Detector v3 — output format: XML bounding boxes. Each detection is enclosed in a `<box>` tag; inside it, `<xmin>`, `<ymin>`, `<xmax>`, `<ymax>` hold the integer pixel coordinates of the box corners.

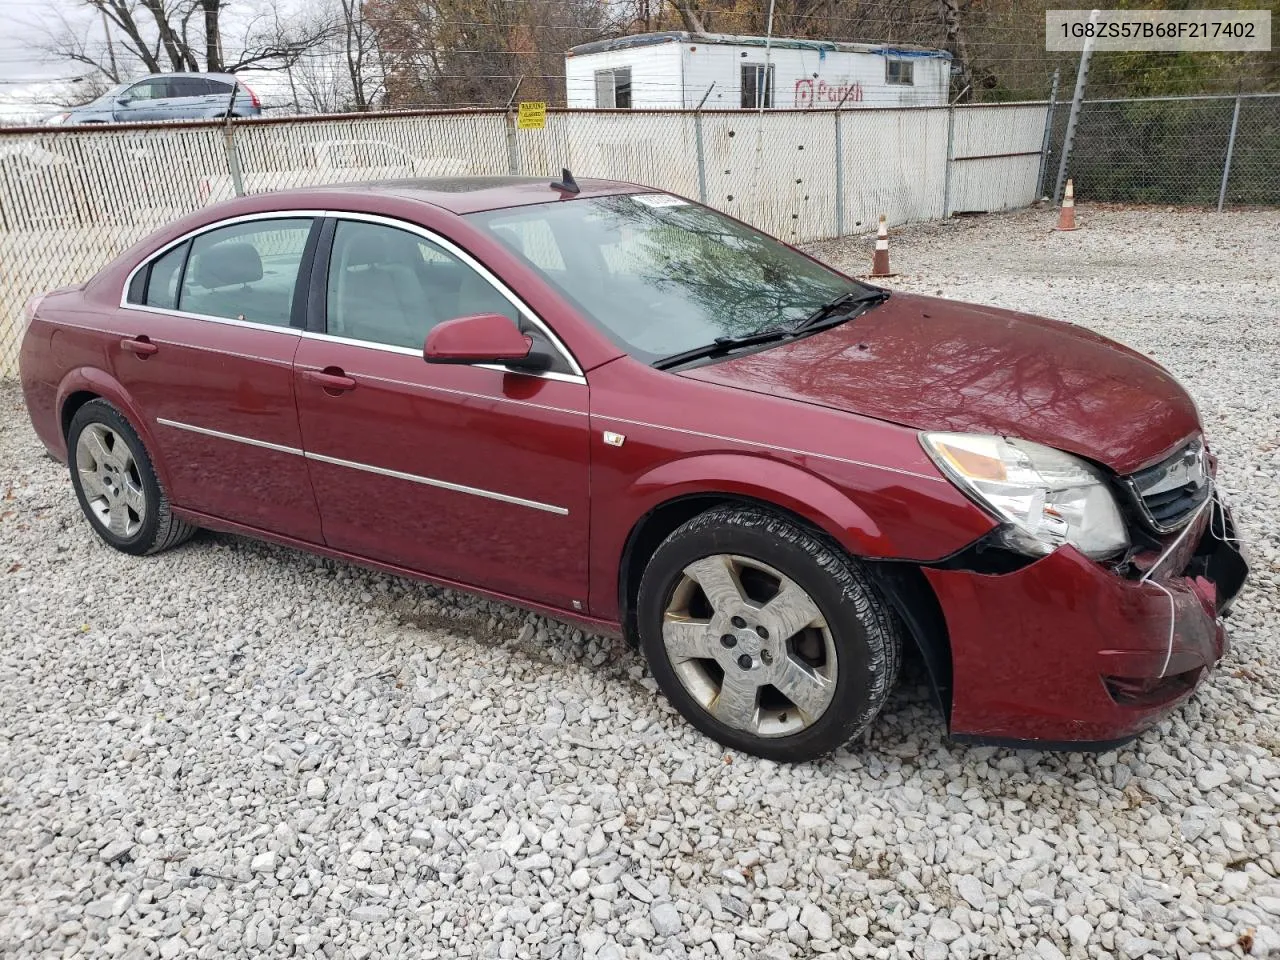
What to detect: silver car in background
<box><xmin>47</xmin><ymin>73</ymin><xmax>261</xmax><ymax>125</ymax></box>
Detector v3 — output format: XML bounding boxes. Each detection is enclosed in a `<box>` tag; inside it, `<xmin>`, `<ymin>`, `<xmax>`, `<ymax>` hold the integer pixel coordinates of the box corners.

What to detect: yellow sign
<box><xmin>517</xmin><ymin>101</ymin><xmax>547</xmax><ymax>130</ymax></box>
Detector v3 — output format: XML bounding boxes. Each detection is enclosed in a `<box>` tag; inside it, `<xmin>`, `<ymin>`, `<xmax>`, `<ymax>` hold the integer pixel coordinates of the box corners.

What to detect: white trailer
<box><xmin>565</xmin><ymin>32</ymin><xmax>952</xmax><ymax>111</ymax></box>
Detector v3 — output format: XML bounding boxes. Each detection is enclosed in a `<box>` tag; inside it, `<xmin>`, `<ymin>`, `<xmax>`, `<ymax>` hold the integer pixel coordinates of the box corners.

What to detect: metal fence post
<box><xmin>942</xmin><ymin>104</ymin><xmax>956</xmax><ymax>218</ymax></box>
<box><xmin>1036</xmin><ymin>69</ymin><xmax>1061</xmax><ymax>200</ymax></box>
<box><xmin>833</xmin><ymin>86</ymin><xmax>856</xmax><ymax>236</ymax></box>
<box><xmin>222</xmin><ymin>87</ymin><xmax>245</xmax><ymax>197</ymax></box>
<box><xmin>505</xmin><ymin>78</ymin><xmax>523</xmax><ymax>176</ymax></box>
<box><xmin>941</xmin><ymin>85</ymin><xmax>971</xmax><ymax>219</ymax></box>
<box><xmin>1217</xmin><ymin>96</ymin><xmax>1242</xmax><ymax>213</ymax></box>
<box><xmin>1055</xmin><ymin>8</ymin><xmax>1100</xmax><ymax>204</ymax></box>
<box><xmin>693</xmin><ymin>83</ymin><xmax>715</xmax><ymax>204</ymax></box>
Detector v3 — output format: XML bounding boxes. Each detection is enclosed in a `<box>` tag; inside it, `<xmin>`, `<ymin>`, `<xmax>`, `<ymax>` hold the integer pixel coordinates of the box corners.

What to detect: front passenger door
<box><xmin>116</xmin><ymin>78</ymin><xmax>171</xmax><ymax>122</ymax></box>
<box><xmin>293</xmin><ymin>217</ymin><xmax>592</xmax><ymax>610</ymax></box>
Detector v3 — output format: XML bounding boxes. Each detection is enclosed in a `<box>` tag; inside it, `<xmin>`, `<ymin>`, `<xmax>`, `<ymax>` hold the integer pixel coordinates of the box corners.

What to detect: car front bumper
<box><xmin>924</xmin><ymin>495</ymin><xmax>1249</xmax><ymax>748</ymax></box>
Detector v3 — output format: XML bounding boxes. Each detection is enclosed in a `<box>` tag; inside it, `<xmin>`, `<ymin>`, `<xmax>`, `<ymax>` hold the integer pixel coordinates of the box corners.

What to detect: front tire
<box><xmin>67</xmin><ymin>400</ymin><xmax>196</xmax><ymax>556</ymax></box>
<box><xmin>637</xmin><ymin>506</ymin><xmax>902</xmax><ymax>762</ymax></box>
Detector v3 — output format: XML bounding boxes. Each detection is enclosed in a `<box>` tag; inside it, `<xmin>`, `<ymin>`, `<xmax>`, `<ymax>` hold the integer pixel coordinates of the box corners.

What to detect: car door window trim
<box><xmin>320</xmin><ymin>211</ymin><xmax>583</xmax><ymax>378</ymax></box>
<box><xmin>120</xmin><ymin>209</ymin><xmax>585</xmax><ymax>383</ymax></box>
<box><xmin>155</xmin><ymin>417</ymin><xmax>570</xmax><ymax>515</ymax></box>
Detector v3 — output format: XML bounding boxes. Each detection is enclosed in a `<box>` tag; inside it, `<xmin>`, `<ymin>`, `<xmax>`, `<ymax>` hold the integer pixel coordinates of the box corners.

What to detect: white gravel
<box><xmin>2</xmin><ymin>203</ymin><xmax>1278</xmax><ymax>959</ymax></box>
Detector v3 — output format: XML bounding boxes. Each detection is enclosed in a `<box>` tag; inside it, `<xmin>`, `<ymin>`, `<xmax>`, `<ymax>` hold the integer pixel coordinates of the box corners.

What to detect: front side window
<box><xmin>178</xmin><ymin>218</ymin><xmax>313</xmax><ymax>326</ymax></box>
<box><xmin>594</xmin><ymin>68</ymin><xmax>632</xmax><ymax>109</ymax></box>
<box><xmin>741</xmin><ymin>64</ymin><xmax>775</xmax><ymax>108</ymax></box>
<box><xmin>886</xmin><ymin>59</ymin><xmax>914</xmax><ymax>85</ymax></box>
<box><xmin>326</xmin><ymin>220</ymin><xmax>519</xmax><ymax>350</ymax></box>
<box><xmin>125</xmin><ymin>79</ymin><xmax>171</xmax><ymax>101</ymax></box>
<box><xmin>468</xmin><ymin>194</ymin><xmax>863</xmax><ymax>363</ymax></box>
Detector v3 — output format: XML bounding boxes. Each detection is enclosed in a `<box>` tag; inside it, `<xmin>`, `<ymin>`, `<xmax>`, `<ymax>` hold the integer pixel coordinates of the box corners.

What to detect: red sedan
<box><xmin>18</xmin><ymin>176</ymin><xmax>1248</xmax><ymax>761</ymax></box>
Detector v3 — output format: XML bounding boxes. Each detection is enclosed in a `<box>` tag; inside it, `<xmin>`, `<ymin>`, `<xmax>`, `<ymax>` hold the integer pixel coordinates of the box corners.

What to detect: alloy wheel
<box><xmin>75</xmin><ymin>423</ymin><xmax>146</xmax><ymax>539</ymax></box>
<box><xmin>661</xmin><ymin>554</ymin><xmax>838</xmax><ymax>738</ymax></box>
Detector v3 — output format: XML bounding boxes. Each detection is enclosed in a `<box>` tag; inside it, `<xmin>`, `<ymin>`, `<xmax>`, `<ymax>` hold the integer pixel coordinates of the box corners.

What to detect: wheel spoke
<box><xmin>81</xmin><ymin>427</ymin><xmax>113</xmax><ymax>469</ymax></box>
<box><xmin>684</xmin><ymin>555</ymin><xmax>747</xmax><ymax>614</ymax></box>
<box><xmin>760</xmin><ymin>576</ymin><xmax>824</xmax><ymax>642</ymax></box>
<box><xmin>773</xmin><ymin>654</ymin><xmax>834</xmax><ymax>721</ymax></box>
<box><xmin>662</xmin><ymin>615</ymin><xmax>718</xmax><ymax>662</ymax></box>
<box><xmin>711</xmin><ymin>672</ymin><xmax>761</xmax><ymax>731</ymax></box>
<box><xmin>121</xmin><ymin>482</ymin><xmax>146</xmax><ymax>516</ymax></box>
<box><xmin>106</xmin><ymin>498</ymin><xmax>131</xmax><ymax>536</ymax></box>
<box><xmin>78</xmin><ymin>468</ymin><xmax>107</xmax><ymax>501</ymax></box>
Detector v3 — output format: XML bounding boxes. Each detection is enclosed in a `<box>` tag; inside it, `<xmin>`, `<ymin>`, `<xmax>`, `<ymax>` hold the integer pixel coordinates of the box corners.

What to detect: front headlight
<box><xmin>921</xmin><ymin>432</ymin><xmax>1129</xmax><ymax>560</ymax></box>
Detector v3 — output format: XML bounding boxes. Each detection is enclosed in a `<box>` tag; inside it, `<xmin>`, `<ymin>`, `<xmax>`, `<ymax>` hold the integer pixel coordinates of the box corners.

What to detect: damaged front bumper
<box><xmin>925</xmin><ymin>495</ymin><xmax>1249</xmax><ymax>749</ymax></box>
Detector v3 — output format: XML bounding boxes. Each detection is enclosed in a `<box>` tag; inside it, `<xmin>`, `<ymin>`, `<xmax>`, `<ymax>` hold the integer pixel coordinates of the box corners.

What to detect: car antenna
<box><xmin>550</xmin><ymin>168</ymin><xmax>580</xmax><ymax>196</ymax></box>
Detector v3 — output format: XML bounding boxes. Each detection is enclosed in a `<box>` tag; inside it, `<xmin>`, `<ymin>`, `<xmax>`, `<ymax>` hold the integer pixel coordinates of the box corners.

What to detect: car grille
<box><xmin>1121</xmin><ymin>437</ymin><xmax>1213</xmax><ymax>534</ymax></box>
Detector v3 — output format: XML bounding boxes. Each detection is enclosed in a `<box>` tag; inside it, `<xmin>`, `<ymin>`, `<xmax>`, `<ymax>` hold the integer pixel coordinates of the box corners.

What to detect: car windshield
<box><xmin>466</xmin><ymin>194</ymin><xmax>866</xmax><ymax>363</ymax></box>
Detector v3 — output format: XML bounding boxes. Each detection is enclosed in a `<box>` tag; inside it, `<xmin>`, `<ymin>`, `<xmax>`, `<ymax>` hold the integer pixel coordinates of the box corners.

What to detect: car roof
<box><xmin>123</xmin><ymin>71</ymin><xmax>240</xmax><ymax>82</ymax></box>
<box><xmin>281</xmin><ymin>175</ymin><xmax>650</xmax><ymax>215</ymax></box>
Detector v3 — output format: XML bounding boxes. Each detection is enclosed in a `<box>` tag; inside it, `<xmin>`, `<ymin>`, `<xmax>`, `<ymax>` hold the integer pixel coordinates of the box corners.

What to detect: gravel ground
<box><xmin>1</xmin><ymin>203</ymin><xmax>1278</xmax><ymax>960</ymax></box>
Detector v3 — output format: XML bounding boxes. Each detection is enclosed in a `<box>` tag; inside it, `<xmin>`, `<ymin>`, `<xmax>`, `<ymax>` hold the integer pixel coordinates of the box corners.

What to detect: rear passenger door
<box><xmin>113</xmin><ymin>215</ymin><xmax>324</xmax><ymax>542</ymax></box>
<box><xmin>292</xmin><ymin>215</ymin><xmax>591</xmax><ymax>610</ymax></box>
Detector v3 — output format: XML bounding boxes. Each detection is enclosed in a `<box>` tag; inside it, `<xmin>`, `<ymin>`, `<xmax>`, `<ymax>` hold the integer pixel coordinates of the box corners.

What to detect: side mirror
<box><xmin>424</xmin><ymin>313</ymin><xmax>549</xmax><ymax>371</ymax></box>
<box><xmin>117</xmin><ymin>97</ymin><xmax>133</xmax><ymax>106</ymax></box>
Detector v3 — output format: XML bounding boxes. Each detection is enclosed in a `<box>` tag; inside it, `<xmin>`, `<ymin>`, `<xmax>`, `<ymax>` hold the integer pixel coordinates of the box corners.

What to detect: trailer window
<box><xmin>594</xmin><ymin>68</ymin><xmax>632</xmax><ymax>109</ymax></box>
<box><xmin>740</xmin><ymin>64</ymin><xmax>775</xmax><ymax>108</ymax></box>
<box><xmin>886</xmin><ymin>59</ymin><xmax>914</xmax><ymax>85</ymax></box>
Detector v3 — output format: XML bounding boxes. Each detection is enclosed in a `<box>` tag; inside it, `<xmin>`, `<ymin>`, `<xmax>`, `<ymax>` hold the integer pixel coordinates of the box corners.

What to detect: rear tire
<box><xmin>67</xmin><ymin>400</ymin><xmax>196</xmax><ymax>556</ymax></box>
<box><xmin>637</xmin><ymin>505</ymin><xmax>902</xmax><ymax>762</ymax></box>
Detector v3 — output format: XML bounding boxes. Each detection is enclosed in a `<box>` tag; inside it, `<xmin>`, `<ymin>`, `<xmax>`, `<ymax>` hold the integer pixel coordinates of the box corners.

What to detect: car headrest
<box><xmin>342</xmin><ymin>230</ymin><xmax>391</xmax><ymax>268</ymax></box>
<box><xmin>193</xmin><ymin>241</ymin><xmax>263</xmax><ymax>288</ymax></box>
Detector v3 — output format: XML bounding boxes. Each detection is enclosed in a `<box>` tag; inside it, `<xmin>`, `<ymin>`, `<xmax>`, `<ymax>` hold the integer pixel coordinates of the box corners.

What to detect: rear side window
<box><xmin>145</xmin><ymin>242</ymin><xmax>189</xmax><ymax>309</ymax></box>
<box><xmin>169</xmin><ymin>78</ymin><xmax>208</xmax><ymax>98</ymax></box>
<box><xmin>126</xmin><ymin>240</ymin><xmax>189</xmax><ymax>308</ymax></box>
<box><xmin>178</xmin><ymin>218</ymin><xmax>313</xmax><ymax>326</ymax></box>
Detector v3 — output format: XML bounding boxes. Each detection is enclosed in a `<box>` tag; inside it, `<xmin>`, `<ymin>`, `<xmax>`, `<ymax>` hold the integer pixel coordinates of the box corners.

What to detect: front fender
<box><xmin>56</xmin><ymin>367</ymin><xmax>171</xmax><ymax>491</ymax></box>
<box><xmin>626</xmin><ymin>452</ymin><xmax>891</xmax><ymax>558</ymax></box>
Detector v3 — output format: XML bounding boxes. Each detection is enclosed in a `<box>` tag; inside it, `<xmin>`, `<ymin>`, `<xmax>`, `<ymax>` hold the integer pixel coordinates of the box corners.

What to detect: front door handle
<box><xmin>120</xmin><ymin>336</ymin><xmax>158</xmax><ymax>357</ymax></box>
<box><xmin>302</xmin><ymin>368</ymin><xmax>357</xmax><ymax>393</ymax></box>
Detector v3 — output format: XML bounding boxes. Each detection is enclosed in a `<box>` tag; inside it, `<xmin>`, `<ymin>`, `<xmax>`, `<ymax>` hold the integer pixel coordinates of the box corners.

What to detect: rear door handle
<box><xmin>302</xmin><ymin>369</ymin><xmax>357</xmax><ymax>393</ymax></box>
<box><xmin>120</xmin><ymin>337</ymin><xmax>158</xmax><ymax>357</ymax></box>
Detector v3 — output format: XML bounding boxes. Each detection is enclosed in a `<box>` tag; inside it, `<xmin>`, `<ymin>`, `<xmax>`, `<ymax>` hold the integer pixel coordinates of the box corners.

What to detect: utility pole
<box><xmin>1054</xmin><ymin>8</ymin><xmax>1099</xmax><ymax>204</ymax></box>
<box><xmin>101</xmin><ymin>9</ymin><xmax>119</xmax><ymax>81</ymax></box>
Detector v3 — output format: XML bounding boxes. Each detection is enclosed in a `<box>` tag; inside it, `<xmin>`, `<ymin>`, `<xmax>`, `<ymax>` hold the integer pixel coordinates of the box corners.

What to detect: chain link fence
<box><xmin>1047</xmin><ymin>93</ymin><xmax>1280</xmax><ymax>208</ymax></box>
<box><xmin>0</xmin><ymin>102</ymin><xmax>1048</xmax><ymax>379</ymax></box>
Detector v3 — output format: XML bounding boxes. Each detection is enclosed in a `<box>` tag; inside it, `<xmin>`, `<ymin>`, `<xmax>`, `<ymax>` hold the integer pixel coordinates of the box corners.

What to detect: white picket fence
<box><xmin>0</xmin><ymin>102</ymin><xmax>1049</xmax><ymax>378</ymax></box>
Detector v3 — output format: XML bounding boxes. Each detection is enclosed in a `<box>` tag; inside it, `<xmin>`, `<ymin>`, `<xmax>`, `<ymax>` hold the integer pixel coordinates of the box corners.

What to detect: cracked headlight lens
<box><xmin>921</xmin><ymin>432</ymin><xmax>1129</xmax><ymax>560</ymax></box>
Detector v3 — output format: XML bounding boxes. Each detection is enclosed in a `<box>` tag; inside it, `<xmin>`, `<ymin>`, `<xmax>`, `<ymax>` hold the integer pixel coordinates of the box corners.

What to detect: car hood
<box><xmin>680</xmin><ymin>292</ymin><xmax>1200</xmax><ymax>475</ymax></box>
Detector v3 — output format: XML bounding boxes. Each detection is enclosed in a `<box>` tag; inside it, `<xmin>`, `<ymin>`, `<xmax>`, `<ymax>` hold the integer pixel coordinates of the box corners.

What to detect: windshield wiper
<box><xmin>791</xmin><ymin>288</ymin><xmax>890</xmax><ymax>333</ymax></box>
<box><xmin>652</xmin><ymin>327</ymin><xmax>793</xmax><ymax>371</ymax></box>
<box><xmin>651</xmin><ymin>288</ymin><xmax>890</xmax><ymax>372</ymax></box>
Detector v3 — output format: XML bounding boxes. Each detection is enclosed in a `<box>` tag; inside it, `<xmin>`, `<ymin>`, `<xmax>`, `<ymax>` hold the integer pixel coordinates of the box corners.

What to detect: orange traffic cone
<box><xmin>870</xmin><ymin>214</ymin><xmax>893</xmax><ymax>276</ymax></box>
<box><xmin>1055</xmin><ymin>179</ymin><xmax>1079</xmax><ymax>231</ymax></box>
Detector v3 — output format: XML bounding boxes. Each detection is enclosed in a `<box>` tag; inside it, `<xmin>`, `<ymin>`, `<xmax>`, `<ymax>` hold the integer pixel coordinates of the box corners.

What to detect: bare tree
<box><xmin>40</xmin><ymin>0</ymin><xmax>336</xmax><ymax>82</ymax></box>
<box><xmin>668</xmin><ymin>1</ymin><xmax>706</xmax><ymax>34</ymax></box>
<box><xmin>939</xmin><ymin>0</ymin><xmax>974</xmax><ymax>101</ymax></box>
<box><xmin>284</xmin><ymin>0</ymin><xmax>384</xmax><ymax>112</ymax></box>
<box><xmin>338</xmin><ymin>0</ymin><xmax>382</xmax><ymax>110</ymax></box>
